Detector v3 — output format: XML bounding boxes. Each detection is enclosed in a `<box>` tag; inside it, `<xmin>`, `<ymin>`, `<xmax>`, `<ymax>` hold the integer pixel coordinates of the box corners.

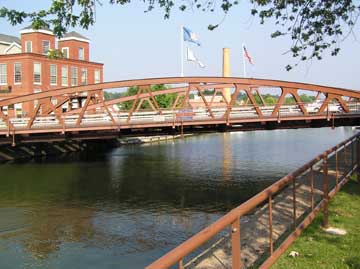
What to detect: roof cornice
<box><xmin>20</xmin><ymin>29</ymin><xmax>54</xmax><ymax>36</ymax></box>
<box><xmin>58</xmin><ymin>37</ymin><xmax>90</xmax><ymax>43</ymax></box>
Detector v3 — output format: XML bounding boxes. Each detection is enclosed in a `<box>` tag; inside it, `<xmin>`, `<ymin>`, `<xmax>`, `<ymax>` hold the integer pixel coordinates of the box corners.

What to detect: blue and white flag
<box><xmin>187</xmin><ymin>47</ymin><xmax>206</xmax><ymax>68</ymax></box>
<box><xmin>183</xmin><ymin>27</ymin><xmax>201</xmax><ymax>46</ymax></box>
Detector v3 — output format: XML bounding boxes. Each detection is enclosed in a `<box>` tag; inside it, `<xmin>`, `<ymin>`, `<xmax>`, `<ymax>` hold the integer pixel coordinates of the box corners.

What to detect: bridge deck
<box><xmin>1</xmin><ymin>77</ymin><xmax>360</xmax><ymax>140</ymax></box>
<box><xmin>1</xmin><ymin>107</ymin><xmax>360</xmax><ymax>136</ymax></box>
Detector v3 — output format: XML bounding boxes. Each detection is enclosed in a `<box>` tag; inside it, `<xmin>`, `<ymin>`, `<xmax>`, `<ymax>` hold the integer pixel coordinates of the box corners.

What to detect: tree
<box><xmin>263</xmin><ymin>94</ymin><xmax>276</xmax><ymax>105</ymax></box>
<box><xmin>1</xmin><ymin>1</ymin><xmax>359</xmax><ymax>69</ymax></box>
<box><xmin>299</xmin><ymin>94</ymin><xmax>315</xmax><ymax>103</ymax></box>
<box><xmin>103</xmin><ymin>91</ymin><xmax>124</xmax><ymax>101</ymax></box>
<box><xmin>121</xmin><ymin>84</ymin><xmax>177</xmax><ymax>110</ymax></box>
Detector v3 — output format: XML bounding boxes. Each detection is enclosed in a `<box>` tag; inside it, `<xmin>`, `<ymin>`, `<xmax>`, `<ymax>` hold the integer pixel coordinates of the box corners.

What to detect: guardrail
<box><xmin>146</xmin><ymin>132</ymin><xmax>360</xmax><ymax>269</ymax></box>
<box><xmin>1</xmin><ymin>103</ymin><xmax>360</xmax><ymax>131</ymax></box>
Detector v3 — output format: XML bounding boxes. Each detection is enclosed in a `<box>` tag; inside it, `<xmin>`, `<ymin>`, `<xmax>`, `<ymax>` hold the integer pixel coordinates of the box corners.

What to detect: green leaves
<box><xmin>47</xmin><ymin>49</ymin><xmax>65</xmax><ymax>59</ymax></box>
<box><xmin>1</xmin><ymin>0</ymin><xmax>359</xmax><ymax>71</ymax></box>
<box><xmin>250</xmin><ymin>0</ymin><xmax>360</xmax><ymax>70</ymax></box>
<box><xmin>0</xmin><ymin>7</ymin><xmax>28</xmax><ymax>25</ymax></box>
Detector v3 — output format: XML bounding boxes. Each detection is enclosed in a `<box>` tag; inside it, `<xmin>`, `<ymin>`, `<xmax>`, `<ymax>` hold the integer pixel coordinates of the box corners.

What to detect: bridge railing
<box><xmin>146</xmin><ymin>133</ymin><xmax>360</xmax><ymax>269</ymax></box>
<box><xmin>1</xmin><ymin>77</ymin><xmax>360</xmax><ymax>136</ymax></box>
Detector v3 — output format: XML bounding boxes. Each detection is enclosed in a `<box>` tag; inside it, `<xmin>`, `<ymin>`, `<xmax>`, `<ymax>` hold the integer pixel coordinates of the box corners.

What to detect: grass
<box><xmin>272</xmin><ymin>177</ymin><xmax>360</xmax><ymax>269</ymax></box>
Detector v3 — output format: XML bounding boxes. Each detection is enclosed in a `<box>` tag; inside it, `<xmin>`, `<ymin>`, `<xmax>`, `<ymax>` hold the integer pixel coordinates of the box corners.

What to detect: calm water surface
<box><xmin>0</xmin><ymin>127</ymin><xmax>356</xmax><ymax>269</ymax></box>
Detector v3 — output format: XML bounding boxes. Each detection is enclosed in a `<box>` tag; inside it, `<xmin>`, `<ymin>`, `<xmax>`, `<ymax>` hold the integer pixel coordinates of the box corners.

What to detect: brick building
<box><xmin>0</xmin><ymin>26</ymin><xmax>103</xmax><ymax>115</ymax></box>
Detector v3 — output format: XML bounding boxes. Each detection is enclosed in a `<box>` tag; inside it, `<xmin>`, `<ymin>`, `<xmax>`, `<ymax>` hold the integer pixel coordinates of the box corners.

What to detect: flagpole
<box><xmin>242</xmin><ymin>43</ymin><xmax>247</xmax><ymax>78</ymax></box>
<box><xmin>181</xmin><ymin>25</ymin><xmax>184</xmax><ymax>77</ymax></box>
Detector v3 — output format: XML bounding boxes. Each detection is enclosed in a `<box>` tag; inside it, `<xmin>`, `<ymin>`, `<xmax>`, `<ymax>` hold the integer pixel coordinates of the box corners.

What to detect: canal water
<box><xmin>0</xmin><ymin>127</ymin><xmax>356</xmax><ymax>269</ymax></box>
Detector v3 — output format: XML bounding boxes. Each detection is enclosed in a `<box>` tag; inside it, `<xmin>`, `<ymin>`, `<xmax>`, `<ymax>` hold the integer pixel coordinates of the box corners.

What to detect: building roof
<box><xmin>59</xmin><ymin>31</ymin><xmax>90</xmax><ymax>43</ymax></box>
<box><xmin>20</xmin><ymin>25</ymin><xmax>53</xmax><ymax>35</ymax></box>
<box><xmin>0</xmin><ymin>33</ymin><xmax>21</xmax><ymax>45</ymax></box>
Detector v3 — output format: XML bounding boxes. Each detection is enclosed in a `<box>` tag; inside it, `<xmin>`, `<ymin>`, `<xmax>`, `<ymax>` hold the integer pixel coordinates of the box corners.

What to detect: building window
<box><xmin>62</xmin><ymin>47</ymin><xmax>69</xmax><ymax>58</ymax></box>
<box><xmin>94</xmin><ymin>70</ymin><xmax>101</xmax><ymax>84</ymax></box>
<box><xmin>33</xmin><ymin>63</ymin><xmax>41</xmax><ymax>84</ymax></box>
<box><xmin>14</xmin><ymin>63</ymin><xmax>22</xmax><ymax>84</ymax></box>
<box><xmin>0</xmin><ymin>64</ymin><xmax>7</xmax><ymax>85</ymax></box>
<box><xmin>25</xmin><ymin>41</ymin><xmax>32</xmax><ymax>53</ymax></box>
<box><xmin>33</xmin><ymin>89</ymin><xmax>41</xmax><ymax>108</ymax></box>
<box><xmin>42</xmin><ymin>40</ymin><xmax>50</xmax><ymax>55</ymax></box>
<box><xmin>50</xmin><ymin>64</ymin><xmax>57</xmax><ymax>85</ymax></box>
<box><xmin>81</xmin><ymin>68</ymin><xmax>87</xmax><ymax>85</ymax></box>
<box><xmin>71</xmin><ymin>67</ymin><xmax>78</xmax><ymax>86</ymax></box>
<box><xmin>78</xmin><ymin>47</ymin><xmax>84</xmax><ymax>60</ymax></box>
<box><xmin>61</xmin><ymin>66</ymin><xmax>68</xmax><ymax>86</ymax></box>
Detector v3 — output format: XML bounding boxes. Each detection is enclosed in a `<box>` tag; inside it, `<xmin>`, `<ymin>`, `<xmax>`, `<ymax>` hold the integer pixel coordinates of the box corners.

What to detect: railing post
<box><xmin>323</xmin><ymin>153</ymin><xmax>329</xmax><ymax>228</ymax></box>
<box><xmin>11</xmin><ymin>128</ymin><xmax>15</xmax><ymax>147</ymax></box>
<box><xmin>352</xmin><ymin>139</ymin><xmax>355</xmax><ymax>166</ymax></box>
<box><xmin>292</xmin><ymin>178</ymin><xmax>297</xmax><ymax>230</ymax></box>
<box><xmin>231</xmin><ymin>217</ymin><xmax>241</xmax><ymax>269</ymax></box>
<box><xmin>335</xmin><ymin>146</ymin><xmax>339</xmax><ymax>190</ymax></box>
<box><xmin>268</xmin><ymin>196</ymin><xmax>273</xmax><ymax>255</ymax></box>
<box><xmin>344</xmin><ymin>143</ymin><xmax>347</xmax><ymax>165</ymax></box>
<box><xmin>178</xmin><ymin>259</ymin><xmax>184</xmax><ymax>269</ymax></box>
<box><xmin>310</xmin><ymin>166</ymin><xmax>314</xmax><ymax>210</ymax></box>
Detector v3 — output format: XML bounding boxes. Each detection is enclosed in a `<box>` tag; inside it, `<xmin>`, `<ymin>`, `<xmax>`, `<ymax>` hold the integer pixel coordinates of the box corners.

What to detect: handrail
<box><xmin>146</xmin><ymin>132</ymin><xmax>359</xmax><ymax>269</ymax></box>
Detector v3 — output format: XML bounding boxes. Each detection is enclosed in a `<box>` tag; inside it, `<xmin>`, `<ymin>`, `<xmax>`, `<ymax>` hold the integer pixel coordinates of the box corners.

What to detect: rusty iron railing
<box><xmin>146</xmin><ymin>132</ymin><xmax>360</xmax><ymax>269</ymax></box>
<box><xmin>1</xmin><ymin>77</ymin><xmax>360</xmax><ymax>139</ymax></box>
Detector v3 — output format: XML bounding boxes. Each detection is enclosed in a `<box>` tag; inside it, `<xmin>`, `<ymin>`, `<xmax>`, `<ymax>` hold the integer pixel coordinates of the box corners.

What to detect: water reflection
<box><xmin>0</xmin><ymin>127</ymin><xmax>356</xmax><ymax>269</ymax></box>
<box><xmin>222</xmin><ymin>132</ymin><xmax>232</xmax><ymax>180</ymax></box>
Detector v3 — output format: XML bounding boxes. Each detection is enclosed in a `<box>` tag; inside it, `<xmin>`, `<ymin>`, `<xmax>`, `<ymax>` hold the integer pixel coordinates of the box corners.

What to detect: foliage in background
<box><xmin>104</xmin><ymin>91</ymin><xmax>124</xmax><ymax>101</ymax></box>
<box><xmin>121</xmin><ymin>84</ymin><xmax>177</xmax><ymax>110</ymax></box>
<box><xmin>104</xmin><ymin>87</ymin><xmax>317</xmax><ymax>110</ymax></box>
<box><xmin>237</xmin><ymin>92</ymin><xmax>315</xmax><ymax>105</ymax></box>
<box><xmin>1</xmin><ymin>1</ymin><xmax>359</xmax><ymax>70</ymax></box>
<box><xmin>47</xmin><ymin>49</ymin><xmax>64</xmax><ymax>59</ymax></box>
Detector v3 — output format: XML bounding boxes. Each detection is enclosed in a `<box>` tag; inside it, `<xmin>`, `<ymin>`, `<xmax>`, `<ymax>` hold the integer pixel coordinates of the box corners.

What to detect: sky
<box><xmin>1</xmin><ymin>0</ymin><xmax>360</xmax><ymax>89</ymax></box>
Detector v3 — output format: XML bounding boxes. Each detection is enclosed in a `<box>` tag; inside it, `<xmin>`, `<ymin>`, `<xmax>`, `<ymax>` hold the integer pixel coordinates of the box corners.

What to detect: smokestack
<box><xmin>222</xmin><ymin>48</ymin><xmax>231</xmax><ymax>103</ymax></box>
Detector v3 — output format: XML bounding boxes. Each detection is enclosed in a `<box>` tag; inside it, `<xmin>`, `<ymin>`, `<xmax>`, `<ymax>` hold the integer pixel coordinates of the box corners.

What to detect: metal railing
<box><xmin>146</xmin><ymin>132</ymin><xmax>360</xmax><ymax>269</ymax></box>
<box><xmin>1</xmin><ymin>103</ymin><xmax>360</xmax><ymax>131</ymax></box>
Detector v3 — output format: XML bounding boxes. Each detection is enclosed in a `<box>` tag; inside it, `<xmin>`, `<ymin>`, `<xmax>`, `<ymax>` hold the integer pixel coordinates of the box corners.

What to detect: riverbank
<box><xmin>0</xmin><ymin>134</ymin><xmax>196</xmax><ymax>162</ymax></box>
<box><xmin>272</xmin><ymin>177</ymin><xmax>360</xmax><ymax>269</ymax></box>
<box><xmin>118</xmin><ymin>134</ymin><xmax>195</xmax><ymax>145</ymax></box>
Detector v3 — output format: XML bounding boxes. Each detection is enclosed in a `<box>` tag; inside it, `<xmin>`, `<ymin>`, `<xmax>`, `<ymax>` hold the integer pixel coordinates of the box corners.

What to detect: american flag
<box><xmin>243</xmin><ymin>46</ymin><xmax>254</xmax><ymax>65</ymax></box>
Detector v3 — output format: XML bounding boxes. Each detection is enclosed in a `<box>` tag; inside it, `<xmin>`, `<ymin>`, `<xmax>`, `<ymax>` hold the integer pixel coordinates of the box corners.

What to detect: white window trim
<box><xmin>25</xmin><ymin>41</ymin><xmax>32</xmax><ymax>53</ymax></box>
<box><xmin>42</xmin><ymin>40</ymin><xmax>50</xmax><ymax>55</ymax></box>
<box><xmin>81</xmin><ymin>68</ymin><xmax>87</xmax><ymax>85</ymax></box>
<box><xmin>71</xmin><ymin>66</ymin><xmax>78</xmax><ymax>86</ymax></box>
<box><xmin>0</xmin><ymin>63</ymin><xmax>7</xmax><ymax>85</ymax></box>
<box><xmin>33</xmin><ymin>63</ymin><xmax>42</xmax><ymax>85</ymax></box>
<box><xmin>14</xmin><ymin>63</ymin><xmax>22</xmax><ymax>85</ymax></box>
<box><xmin>78</xmin><ymin>47</ymin><xmax>84</xmax><ymax>60</ymax></box>
<box><xmin>61</xmin><ymin>66</ymin><xmax>68</xmax><ymax>87</ymax></box>
<box><xmin>33</xmin><ymin>89</ymin><xmax>42</xmax><ymax>108</ymax></box>
<box><xmin>94</xmin><ymin>69</ymin><xmax>101</xmax><ymax>84</ymax></box>
<box><xmin>59</xmin><ymin>37</ymin><xmax>89</xmax><ymax>43</ymax></box>
<box><xmin>20</xmin><ymin>29</ymin><xmax>54</xmax><ymax>35</ymax></box>
<box><xmin>61</xmin><ymin>47</ymin><xmax>69</xmax><ymax>58</ymax></box>
<box><xmin>50</xmin><ymin>64</ymin><xmax>57</xmax><ymax>86</ymax></box>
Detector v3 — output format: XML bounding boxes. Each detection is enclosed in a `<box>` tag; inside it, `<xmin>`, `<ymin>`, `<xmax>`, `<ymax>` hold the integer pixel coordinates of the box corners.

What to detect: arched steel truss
<box><xmin>0</xmin><ymin>77</ymin><xmax>360</xmax><ymax>137</ymax></box>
